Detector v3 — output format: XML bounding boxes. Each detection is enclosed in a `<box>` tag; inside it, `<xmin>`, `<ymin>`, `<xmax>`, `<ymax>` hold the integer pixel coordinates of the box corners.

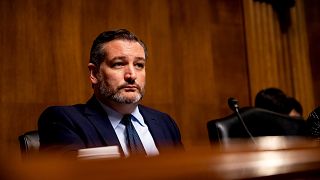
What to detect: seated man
<box><xmin>38</xmin><ymin>29</ymin><xmax>183</xmax><ymax>157</ymax></box>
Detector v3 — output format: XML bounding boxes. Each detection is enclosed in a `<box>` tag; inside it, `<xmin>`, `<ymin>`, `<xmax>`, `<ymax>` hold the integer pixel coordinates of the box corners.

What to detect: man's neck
<box><xmin>97</xmin><ymin>97</ymin><xmax>138</xmax><ymax>115</ymax></box>
<box><xmin>108</xmin><ymin>102</ymin><xmax>138</xmax><ymax>115</ymax></box>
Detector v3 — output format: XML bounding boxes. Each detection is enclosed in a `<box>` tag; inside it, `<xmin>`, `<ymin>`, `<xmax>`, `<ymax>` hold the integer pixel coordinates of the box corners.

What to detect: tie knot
<box><xmin>121</xmin><ymin>114</ymin><xmax>132</xmax><ymax>126</ymax></box>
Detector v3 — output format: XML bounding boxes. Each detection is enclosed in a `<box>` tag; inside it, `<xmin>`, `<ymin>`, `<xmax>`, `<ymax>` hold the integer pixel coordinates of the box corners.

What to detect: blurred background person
<box><xmin>287</xmin><ymin>97</ymin><xmax>303</xmax><ymax>118</ymax></box>
<box><xmin>255</xmin><ymin>87</ymin><xmax>303</xmax><ymax>118</ymax></box>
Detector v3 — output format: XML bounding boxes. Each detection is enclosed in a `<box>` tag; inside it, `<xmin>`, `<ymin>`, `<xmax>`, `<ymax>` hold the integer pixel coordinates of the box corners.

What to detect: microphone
<box><xmin>227</xmin><ymin>97</ymin><xmax>256</xmax><ymax>145</ymax></box>
<box><xmin>228</xmin><ymin>98</ymin><xmax>239</xmax><ymax>112</ymax></box>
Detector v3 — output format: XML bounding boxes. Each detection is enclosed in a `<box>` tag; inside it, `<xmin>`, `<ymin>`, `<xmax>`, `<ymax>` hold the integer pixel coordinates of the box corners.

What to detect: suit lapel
<box><xmin>139</xmin><ymin>105</ymin><xmax>166</xmax><ymax>148</ymax></box>
<box><xmin>83</xmin><ymin>97</ymin><xmax>168</xmax><ymax>154</ymax></box>
<box><xmin>84</xmin><ymin>96</ymin><xmax>122</xmax><ymax>148</ymax></box>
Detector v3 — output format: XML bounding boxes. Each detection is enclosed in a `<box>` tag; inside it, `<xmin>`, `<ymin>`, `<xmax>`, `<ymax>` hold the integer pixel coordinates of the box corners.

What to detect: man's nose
<box><xmin>124</xmin><ymin>65</ymin><xmax>137</xmax><ymax>82</ymax></box>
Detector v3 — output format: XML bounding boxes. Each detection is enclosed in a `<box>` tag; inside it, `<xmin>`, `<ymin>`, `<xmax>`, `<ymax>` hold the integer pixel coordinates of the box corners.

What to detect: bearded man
<box><xmin>38</xmin><ymin>29</ymin><xmax>182</xmax><ymax>157</ymax></box>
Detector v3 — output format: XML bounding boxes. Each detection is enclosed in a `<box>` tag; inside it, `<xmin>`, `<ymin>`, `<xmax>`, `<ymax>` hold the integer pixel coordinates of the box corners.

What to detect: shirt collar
<box><xmin>97</xmin><ymin>100</ymin><xmax>145</xmax><ymax>129</ymax></box>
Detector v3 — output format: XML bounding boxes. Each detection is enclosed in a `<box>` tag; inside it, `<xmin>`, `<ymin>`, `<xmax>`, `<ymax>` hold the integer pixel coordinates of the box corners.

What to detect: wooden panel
<box><xmin>288</xmin><ymin>0</ymin><xmax>315</xmax><ymax>116</ymax></box>
<box><xmin>0</xmin><ymin>0</ymin><xmax>92</xmax><ymax>153</ymax></box>
<box><xmin>0</xmin><ymin>0</ymin><xmax>247</xmax><ymax>153</ymax></box>
<box><xmin>1</xmin><ymin>0</ymin><xmax>318</xmax><ymax>155</ymax></box>
<box><xmin>243</xmin><ymin>0</ymin><xmax>315</xmax><ymax>117</ymax></box>
<box><xmin>304</xmin><ymin>0</ymin><xmax>320</xmax><ymax>109</ymax></box>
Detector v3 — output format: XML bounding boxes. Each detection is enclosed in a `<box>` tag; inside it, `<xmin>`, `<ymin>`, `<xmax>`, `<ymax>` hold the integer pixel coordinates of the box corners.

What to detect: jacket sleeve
<box><xmin>37</xmin><ymin>106</ymin><xmax>86</xmax><ymax>154</ymax></box>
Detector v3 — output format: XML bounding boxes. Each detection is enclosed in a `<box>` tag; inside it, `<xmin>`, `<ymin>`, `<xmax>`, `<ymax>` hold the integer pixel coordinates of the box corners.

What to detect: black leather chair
<box><xmin>207</xmin><ymin>107</ymin><xmax>307</xmax><ymax>144</ymax></box>
<box><xmin>18</xmin><ymin>130</ymin><xmax>40</xmax><ymax>156</ymax></box>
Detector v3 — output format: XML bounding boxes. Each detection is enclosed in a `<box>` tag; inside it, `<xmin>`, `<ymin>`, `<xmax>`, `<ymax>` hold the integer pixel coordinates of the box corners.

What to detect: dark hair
<box><xmin>287</xmin><ymin>97</ymin><xmax>303</xmax><ymax>115</ymax></box>
<box><xmin>255</xmin><ymin>87</ymin><xmax>291</xmax><ymax>114</ymax></box>
<box><xmin>89</xmin><ymin>29</ymin><xmax>148</xmax><ymax>67</ymax></box>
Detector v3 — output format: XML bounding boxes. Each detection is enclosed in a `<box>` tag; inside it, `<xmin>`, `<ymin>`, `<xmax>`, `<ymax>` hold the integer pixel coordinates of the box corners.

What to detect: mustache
<box><xmin>117</xmin><ymin>83</ymin><xmax>142</xmax><ymax>91</ymax></box>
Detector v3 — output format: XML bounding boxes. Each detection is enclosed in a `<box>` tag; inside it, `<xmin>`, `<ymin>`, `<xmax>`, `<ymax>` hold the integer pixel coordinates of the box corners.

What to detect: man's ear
<box><xmin>88</xmin><ymin>63</ymin><xmax>98</xmax><ymax>84</ymax></box>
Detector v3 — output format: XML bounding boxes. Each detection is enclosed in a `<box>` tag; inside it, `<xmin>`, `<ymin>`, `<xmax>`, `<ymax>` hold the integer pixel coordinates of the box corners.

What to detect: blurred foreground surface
<box><xmin>2</xmin><ymin>136</ymin><xmax>320</xmax><ymax>180</ymax></box>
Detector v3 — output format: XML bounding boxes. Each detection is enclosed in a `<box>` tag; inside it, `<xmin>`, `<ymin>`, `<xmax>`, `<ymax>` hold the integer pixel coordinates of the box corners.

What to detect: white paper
<box><xmin>77</xmin><ymin>146</ymin><xmax>121</xmax><ymax>160</ymax></box>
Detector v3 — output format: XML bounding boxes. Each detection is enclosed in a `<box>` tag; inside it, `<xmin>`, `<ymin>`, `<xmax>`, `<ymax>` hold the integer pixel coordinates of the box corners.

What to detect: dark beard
<box><xmin>97</xmin><ymin>77</ymin><xmax>144</xmax><ymax>104</ymax></box>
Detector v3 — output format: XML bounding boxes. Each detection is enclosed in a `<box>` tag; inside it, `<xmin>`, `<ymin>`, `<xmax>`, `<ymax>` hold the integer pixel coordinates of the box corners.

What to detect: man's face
<box><xmin>91</xmin><ymin>40</ymin><xmax>146</xmax><ymax>104</ymax></box>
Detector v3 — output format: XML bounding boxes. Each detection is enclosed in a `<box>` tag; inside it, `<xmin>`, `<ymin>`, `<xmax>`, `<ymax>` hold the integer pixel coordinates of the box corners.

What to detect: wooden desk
<box><xmin>2</xmin><ymin>136</ymin><xmax>320</xmax><ymax>179</ymax></box>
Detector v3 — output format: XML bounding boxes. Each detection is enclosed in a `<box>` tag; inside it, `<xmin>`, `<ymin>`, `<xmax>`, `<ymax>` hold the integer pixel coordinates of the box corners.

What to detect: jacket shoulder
<box><xmin>42</xmin><ymin>103</ymin><xmax>85</xmax><ymax>113</ymax></box>
<box><xmin>138</xmin><ymin>105</ymin><xmax>170</xmax><ymax>117</ymax></box>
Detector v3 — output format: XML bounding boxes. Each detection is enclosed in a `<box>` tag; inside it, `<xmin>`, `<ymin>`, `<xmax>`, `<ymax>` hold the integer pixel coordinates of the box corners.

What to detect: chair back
<box><xmin>207</xmin><ymin>107</ymin><xmax>307</xmax><ymax>144</ymax></box>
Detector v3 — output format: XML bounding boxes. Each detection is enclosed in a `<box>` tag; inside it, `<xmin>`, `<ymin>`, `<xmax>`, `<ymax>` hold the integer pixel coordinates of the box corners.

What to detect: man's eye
<box><xmin>112</xmin><ymin>62</ymin><xmax>124</xmax><ymax>68</ymax></box>
<box><xmin>135</xmin><ymin>63</ymin><xmax>145</xmax><ymax>69</ymax></box>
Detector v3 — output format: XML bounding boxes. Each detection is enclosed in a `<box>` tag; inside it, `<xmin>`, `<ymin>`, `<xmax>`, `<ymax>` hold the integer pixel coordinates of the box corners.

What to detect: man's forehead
<box><xmin>102</xmin><ymin>40</ymin><xmax>146</xmax><ymax>59</ymax></box>
<box><xmin>103</xmin><ymin>39</ymin><xmax>143</xmax><ymax>50</ymax></box>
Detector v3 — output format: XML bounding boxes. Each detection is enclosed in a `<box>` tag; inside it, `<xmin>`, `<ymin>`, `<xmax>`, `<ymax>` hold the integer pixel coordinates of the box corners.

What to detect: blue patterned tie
<box><xmin>121</xmin><ymin>114</ymin><xmax>146</xmax><ymax>155</ymax></box>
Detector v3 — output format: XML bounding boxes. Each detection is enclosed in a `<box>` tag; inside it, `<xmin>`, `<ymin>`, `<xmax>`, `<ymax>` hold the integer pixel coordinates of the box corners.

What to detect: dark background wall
<box><xmin>0</xmin><ymin>0</ymin><xmax>318</xmax><ymax>154</ymax></box>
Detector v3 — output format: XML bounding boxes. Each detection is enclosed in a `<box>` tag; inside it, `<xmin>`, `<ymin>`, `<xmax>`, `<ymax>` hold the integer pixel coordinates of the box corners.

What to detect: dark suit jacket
<box><xmin>307</xmin><ymin>106</ymin><xmax>320</xmax><ymax>139</ymax></box>
<box><xmin>38</xmin><ymin>96</ymin><xmax>182</xmax><ymax>155</ymax></box>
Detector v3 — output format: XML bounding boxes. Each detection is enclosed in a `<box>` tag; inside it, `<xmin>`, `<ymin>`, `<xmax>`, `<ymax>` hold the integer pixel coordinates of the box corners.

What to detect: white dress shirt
<box><xmin>98</xmin><ymin>102</ymin><xmax>159</xmax><ymax>157</ymax></box>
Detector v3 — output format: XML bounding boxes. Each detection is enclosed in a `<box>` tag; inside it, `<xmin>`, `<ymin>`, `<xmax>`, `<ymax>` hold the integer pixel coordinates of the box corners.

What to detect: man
<box><xmin>38</xmin><ymin>29</ymin><xmax>183</xmax><ymax>157</ymax></box>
